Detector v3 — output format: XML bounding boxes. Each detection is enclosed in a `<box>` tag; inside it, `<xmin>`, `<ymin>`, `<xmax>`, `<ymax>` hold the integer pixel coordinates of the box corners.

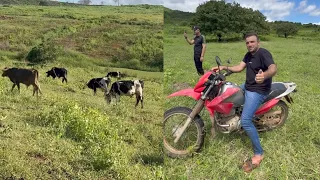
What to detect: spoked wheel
<box><xmin>163</xmin><ymin>107</ymin><xmax>205</xmax><ymax>158</ymax></box>
<box><xmin>256</xmin><ymin>100</ymin><xmax>289</xmax><ymax>130</ymax></box>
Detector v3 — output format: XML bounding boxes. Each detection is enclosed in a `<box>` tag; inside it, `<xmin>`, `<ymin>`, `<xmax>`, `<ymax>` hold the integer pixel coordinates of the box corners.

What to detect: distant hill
<box><xmin>0</xmin><ymin>0</ymin><xmax>67</xmax><ymax>6</ymax></box>
<box><xmin>164</xmin><ymin>7</ymin><xmax>194</xmax><ymax>26</ymax></box>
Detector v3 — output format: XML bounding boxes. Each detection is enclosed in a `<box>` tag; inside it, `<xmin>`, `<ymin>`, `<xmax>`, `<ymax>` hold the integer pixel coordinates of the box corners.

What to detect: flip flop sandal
<box><xmin>242</xmin><ymin>158</ymin><xmax>260</xmax><ymax>173</ymax></box>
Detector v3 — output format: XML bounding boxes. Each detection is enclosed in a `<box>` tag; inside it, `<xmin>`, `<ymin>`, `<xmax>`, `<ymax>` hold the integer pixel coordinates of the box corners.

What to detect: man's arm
<box><xmin>255</xmin><ymin>64</ymin><xmax>277</xmax><ymax>84</ymax></box>
<box><xmin>212</xmin><ymin>61</ymin><xmax>246</xmax><ymax>73</ymax></box>
<box><xmin>263</xmin><ymin>64</ymin><xmax>277</xmax><ymax>79</ymax></box>
<box><xmin>200</xmin><ymin>44</ymin><xmax>206</xmax><ymax>61</ymax></box>
<box><xmin>201</xmin><ymin>36</ymin><xmax>206</xmax><ymax>58</ymax></box>
<box><xmin>185</xmin><ymin>37</ymin><xmax>194</xmax><ymax>45</ymax></box>
<box><xmin>184</xmin><ymin>32</ymin><xmax>194</xmax><ymax>45</ymax></box>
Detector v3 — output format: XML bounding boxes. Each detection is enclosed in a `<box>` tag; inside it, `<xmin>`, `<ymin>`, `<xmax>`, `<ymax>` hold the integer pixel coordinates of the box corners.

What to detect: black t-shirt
<box><xmin>193</xmin><ymin>35</ymin><xmax>206</xmax><ymax>55</ymax></box>
<box><xmin>242</xmin><ymin>48</ymin><xmax>275</xmax><ymax>94</ymax></box>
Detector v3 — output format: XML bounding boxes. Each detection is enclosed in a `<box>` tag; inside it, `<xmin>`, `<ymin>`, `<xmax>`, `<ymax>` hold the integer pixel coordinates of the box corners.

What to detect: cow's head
<box><xmin>46</xmin><ymin>69</ymin><xmax>55</xmax><ymax>78</ymax></box>
<box><xmin>2</xmin><ymin>67</ymin><xmax>9</xmax><ymax>77</ymax></box>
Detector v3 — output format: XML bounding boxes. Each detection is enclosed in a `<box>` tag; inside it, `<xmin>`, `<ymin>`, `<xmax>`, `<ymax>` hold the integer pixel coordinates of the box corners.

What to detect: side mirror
<box><xmin>227</xmin><ymin>58</ymin><xmax>231</xmax><ymax>64</ymax></box>
<box><xmin>215</xmin><ymin>56</ymin><xmax>222</xmax><ymax>66</ymax></box>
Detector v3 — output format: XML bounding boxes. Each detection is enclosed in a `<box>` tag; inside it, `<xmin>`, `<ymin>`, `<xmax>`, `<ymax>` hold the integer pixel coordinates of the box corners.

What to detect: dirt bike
<box><xmin>163</xmin><ymin>56</ymin><xmax>297</xmax><ymax>158</ymax></box>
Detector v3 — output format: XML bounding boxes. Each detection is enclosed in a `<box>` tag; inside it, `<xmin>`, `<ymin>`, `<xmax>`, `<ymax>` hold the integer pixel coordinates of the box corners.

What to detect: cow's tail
<box><xmin>32</xmin><ymin>69</ymin><xmax>39</xmax><ymax>80</ymax></box>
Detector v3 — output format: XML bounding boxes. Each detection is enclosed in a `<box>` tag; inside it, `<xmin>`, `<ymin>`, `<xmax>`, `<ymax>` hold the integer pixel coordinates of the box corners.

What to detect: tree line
<box><xmin>165</xmin><ymin>0</ymin><xmax>319</xmax><ymax>40</ymax></box>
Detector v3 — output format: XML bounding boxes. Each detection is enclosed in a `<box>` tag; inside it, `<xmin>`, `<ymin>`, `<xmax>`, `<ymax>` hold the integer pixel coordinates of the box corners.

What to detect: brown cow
<box><xmin>2</xmin><ymin>67</ymin><xmax>42</xmax><ymax>96</ymax></box>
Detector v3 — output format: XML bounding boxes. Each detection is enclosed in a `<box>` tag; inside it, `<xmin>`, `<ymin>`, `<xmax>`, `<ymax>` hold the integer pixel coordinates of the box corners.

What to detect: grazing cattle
<box><xmin>86</xmin><ymin>77</ymin><xmax>111</xmax><ymax>95</ymax></box>
<box><xmin>106</xmin><ymin>71</ymin><xmax>127</xmax><ymax>79</ymax></box>
<box><xmin>2</xmin><ymin>67</ymin><xmax>42</xmax><ymax>96</ymax></box>
<box><xmin>46</xmin><ymin>67</ymin><xmax>68</xmax><ymax>83</ymax></box>
<box><xmin>105</xmin><ymin>80</ymin><xmax>144</xmax><ymax>108</ymax></box>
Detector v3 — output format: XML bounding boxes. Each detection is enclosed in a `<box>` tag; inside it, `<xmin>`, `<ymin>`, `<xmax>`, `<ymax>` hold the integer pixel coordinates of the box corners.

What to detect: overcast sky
<box><xmin>59</xmin><ymin>0</ymin><xmax>320</xmax><ymax>24</ymax></box>
<box><xmin>60</xmin><ymin>0</ymin><xmax>163</xmax><ymax>5</ymax></box>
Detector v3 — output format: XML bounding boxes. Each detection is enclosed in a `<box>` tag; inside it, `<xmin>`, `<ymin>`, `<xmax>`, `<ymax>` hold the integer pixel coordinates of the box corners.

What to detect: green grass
<box><xmin>0</xmin><ymin>62</ymin><xmax>164</xmax><ymax>179</ymax></box>
<box><xmin>164</xmin><ymin>31</ymin><xmax>320</xmax><ymax>179</ymax></box>
<box><xmin>0</xmin><ymin>5</ymin><xmax>163</xmax><ymax>179</ymax></box>
<box><xmin>0</xmin><ymin>5</ymin><xmax>163</xmax><ymax>71</ymax></box>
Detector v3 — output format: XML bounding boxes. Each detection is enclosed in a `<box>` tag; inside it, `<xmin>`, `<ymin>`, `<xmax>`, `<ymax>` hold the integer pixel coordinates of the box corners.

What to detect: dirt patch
<box><xmin>172</xmin><ymin>82</ymin><xmax>192</xmax><ymax>91</ymax></box>
<box><xmin>27</xmin><ymin>152</ymin><xmax>48</xmax><ymax>162</ymax></box>
<box><xmin>0</xmin><ymin>15</ymin><xmax>14</xmax><ymax>20</ymax></box>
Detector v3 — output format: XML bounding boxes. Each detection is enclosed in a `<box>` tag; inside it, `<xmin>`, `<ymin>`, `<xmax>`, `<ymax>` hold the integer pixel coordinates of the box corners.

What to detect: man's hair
<box><xmin>244</xmin><ymin>32</ymin><xmax>260</xmax><ymax>41</ymax></box>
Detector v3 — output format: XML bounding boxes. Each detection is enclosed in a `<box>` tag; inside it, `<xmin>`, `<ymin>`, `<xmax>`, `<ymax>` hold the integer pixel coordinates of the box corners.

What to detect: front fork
<box><xmin>173</xmin><ymin>99</ymin><xmax>205</xmax><ymax>143</ymax></box>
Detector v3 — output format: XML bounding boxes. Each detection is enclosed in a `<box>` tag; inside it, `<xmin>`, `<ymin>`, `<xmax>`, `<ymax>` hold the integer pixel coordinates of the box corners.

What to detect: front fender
<box><xmin>167</xmin><ymin>88</ymin><xmax>201</xmax><ymax>100</ymax></box>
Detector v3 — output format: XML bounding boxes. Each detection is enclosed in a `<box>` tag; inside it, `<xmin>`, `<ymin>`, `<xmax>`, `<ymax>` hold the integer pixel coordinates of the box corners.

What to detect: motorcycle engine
<box><xmin>216</xmin><ymin>108</ymin><xmax>241</xmax><ymax>133</ymax></box>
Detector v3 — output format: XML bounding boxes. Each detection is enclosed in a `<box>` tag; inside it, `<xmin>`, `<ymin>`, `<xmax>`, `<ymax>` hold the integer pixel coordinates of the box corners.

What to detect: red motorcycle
<box><xmin>163</xmin><ymin>56</ymin><xmax>297</xmax><ymax>158</ymax></box>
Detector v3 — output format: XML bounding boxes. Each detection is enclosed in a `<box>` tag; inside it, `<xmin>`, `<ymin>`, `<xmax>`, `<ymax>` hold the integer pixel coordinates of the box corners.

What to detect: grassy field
<box><xmin>0</xmin><ymin>4</ymin><xmax>163</xmax><ymax>71</ymax></box>
<box><xmin>0</xmin><ymin>5</ymin><xmax>163</xmax><ymax>180</ymax></box>
<box><xmin>164</xmin><ymin>29</ymin><xmax>320</xmax><ymax>179</ymax></box>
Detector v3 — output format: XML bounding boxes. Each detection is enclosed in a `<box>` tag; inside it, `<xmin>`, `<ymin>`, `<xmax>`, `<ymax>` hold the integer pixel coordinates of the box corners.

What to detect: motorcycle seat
<box><xmin>263</xmin><ymin>83</ymin><xmax>287</xmax><ymax>103</ymax></box>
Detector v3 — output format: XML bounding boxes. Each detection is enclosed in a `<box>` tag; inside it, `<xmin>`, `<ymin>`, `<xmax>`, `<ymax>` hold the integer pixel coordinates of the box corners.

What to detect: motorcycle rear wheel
<box><xmin>163</xmin><ymin>107</ymin><xmax>205</xmax><ymax>158</ymax></box>
<box><xmin>256</xmin><ymin>100</ymin><xmax>289</xmax><ymax>130</ymax></box>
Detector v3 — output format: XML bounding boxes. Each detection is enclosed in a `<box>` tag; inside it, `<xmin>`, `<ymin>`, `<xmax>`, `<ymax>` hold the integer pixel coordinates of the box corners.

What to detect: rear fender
<box><xmin>255</xmin><ymin>98</ymin><xmax>280</xmax><ymax>115</ymax></box>
<box><xmin>167</xmin><ymin>88</ymin><xmax>201</xmax><ymax>100</ymax></box>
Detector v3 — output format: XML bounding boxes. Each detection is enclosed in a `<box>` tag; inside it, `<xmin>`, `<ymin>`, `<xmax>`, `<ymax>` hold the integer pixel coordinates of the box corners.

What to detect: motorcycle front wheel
<box><xmin>163</xmin><ymin>107</ymin><xmax>205</xmax><ymax>158</ymax></box>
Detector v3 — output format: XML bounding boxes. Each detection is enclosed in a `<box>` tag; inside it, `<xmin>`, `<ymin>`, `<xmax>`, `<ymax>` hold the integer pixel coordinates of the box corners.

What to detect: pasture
<box><xmin>164</xmin><ymin>29</ymin><xmax>320</xmax><ymax>179</ymax></box>
<box><xmin>0</xmin><ymin>4</ymin><xmax>163</xmax><ymax>180</ymax></box>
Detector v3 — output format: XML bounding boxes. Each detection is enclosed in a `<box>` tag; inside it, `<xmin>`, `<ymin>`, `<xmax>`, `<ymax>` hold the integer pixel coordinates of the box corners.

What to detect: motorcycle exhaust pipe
<box><xmin>173</xmin><ymin>99</ymin><xmax>204</xmax><ymax>143</ymax></box>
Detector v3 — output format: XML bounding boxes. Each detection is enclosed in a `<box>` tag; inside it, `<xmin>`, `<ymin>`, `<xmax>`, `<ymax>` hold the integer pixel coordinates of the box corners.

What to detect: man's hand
<box><xmin>184</xmin><ymin>32</ymin><xmax>187</xmax><ymax>39</ymax></box>
<box><xmin>211</xmin><ymin>66</ymin><xmax>225</xmax><ymax>72</ymax></box>
<box><xmin>200</xmin><ymin>56</ymin><xmax>204</xmax><ymax>62</ymax></box>
<box><xmin>255</xmin><ymin>69</ymin><xmax>264</xmax><ymax>84</ymax></box>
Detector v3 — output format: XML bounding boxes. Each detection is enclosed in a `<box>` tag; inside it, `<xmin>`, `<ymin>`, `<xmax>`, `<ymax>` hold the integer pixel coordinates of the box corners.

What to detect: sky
<box><xmin>58</xmin><ymin>0</ymin><xmax>320</xmax><ymax>25</ymax></box>
<box><xmin>164</xmin><ymin>0</ymin><xmax>320</xmax><ymax>25</ymax></box>
<box><xmin>59</xmin><ymin>0</ymin><xmax>163</xmax><ymax>6</ymax></box>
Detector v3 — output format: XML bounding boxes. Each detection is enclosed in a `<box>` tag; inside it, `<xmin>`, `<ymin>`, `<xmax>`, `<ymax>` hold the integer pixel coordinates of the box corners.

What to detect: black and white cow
<box><xmin>46</xmin><ymin>67</ymin><xmax>68</xmax><ymax>83</ymax></box>
<box><xmin>105</xmin><ymin>80</ymin><xmax>144</xmax><ymax>108</ymax></box>
<box><xmin>106</xmin><ymin>71</ymin><xmax>127</xmax><ymax>79</ymax></box>
<box><xmin>86</xmin><ymin>77</ymin><xmax>111</xmax><ymax>95</ymax></box>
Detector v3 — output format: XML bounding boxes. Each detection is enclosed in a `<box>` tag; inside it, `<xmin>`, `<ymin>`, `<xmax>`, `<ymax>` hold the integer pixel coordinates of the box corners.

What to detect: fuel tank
<box><xmin>218</xmin><ymin>82</ymin><xmax>244</xmax><ymax>106</ymax></box>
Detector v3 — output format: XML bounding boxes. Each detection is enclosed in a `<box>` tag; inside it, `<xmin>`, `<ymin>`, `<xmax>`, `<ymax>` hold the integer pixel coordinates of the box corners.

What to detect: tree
<box><xmin>113</xmin><ymin>0</ymin><xmax>119</xmax><ymax>6</ymax></box>
<box><xmin>78</xmin><ymin>0</ymin><xmax>91</xmax><ymax>5</ymax></box>
<box><xmin>100</xmin><ymin>1</ymin><xmax>104</xmax><ymax>5</ymax></box>
<box><xmin>192</xmin><ymin>0</ymin><xmax>270</xmax><ymax>41</ymax></box>
<box><xmin>274</xmin><ymin>22</ymin><xmax>299</xmax><ymax>38</ymax></box>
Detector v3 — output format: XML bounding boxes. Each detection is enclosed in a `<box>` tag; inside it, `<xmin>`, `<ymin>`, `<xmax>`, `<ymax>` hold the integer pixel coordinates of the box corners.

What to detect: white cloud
<box><xmin>163</xmin><ymin>0</ymin><xmax>207</xmax><ymax>12</ymax></box>
<box><xmin>310</xmin><ymin>9</ymin><xmax>320</xmax><ymax>16</ymax></box>
<box><xmin>301</xmin><ymin>5</ymin><xmax>316</xmax><ymax>13</ymax></box>
<box><xmin>63</xmin><ymin>0</ymin><xmax>163</xmax><ymax>5</ymax></box>
<box><xmin>164</xmin><ymin>0</ymin><xmax>295</xmax><ymax>20</ymax></box>
<box><xmin>298</xmin><ymin>0</ymin><xmax>307</xmax><ymax>8</ymax></box>
<box><xmin>225</xmin><ymin>0</ymin><xmax>295</xmax><ymax>21</ymax></box>
<box><xmin>313</xmin><ymin>22</ymin><xmax>320</xmax><ymax>25</ymax></box>
<box><xmin>297</xmin><ymin>0</ymin><xmax>320</xmax><ymax>16</ymax></box>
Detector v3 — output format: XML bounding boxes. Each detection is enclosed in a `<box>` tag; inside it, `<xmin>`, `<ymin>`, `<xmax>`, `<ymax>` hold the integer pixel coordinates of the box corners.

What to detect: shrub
<box><xmin>26</xmin><ymin>38</ymin><xmax>62</xmax><ymax>64</ymax></box>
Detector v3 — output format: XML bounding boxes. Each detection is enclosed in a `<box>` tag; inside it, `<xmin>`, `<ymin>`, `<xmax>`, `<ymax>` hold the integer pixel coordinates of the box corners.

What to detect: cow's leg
<box><xmin>64</xmin><ymin>77</ymin><xmax>68</xmax><ymax>83</ymax></box>
<box><xmin>135</xmin><ymin>95</ymin><xmax>140</xmax><ymax>108</ymax></box>
<box><xmin>93</xmin><ymin>88</ymin><xmax>97</xmax><ymax>95</ymax></box>
<box><xmin>116</xmin><ymin>93</ymin><xmax>120</xmax><ymax>103</ymax></box>
<box><xmin>141</xmin><ymin>96</ymin><xmax>144</xmax><ymax>109</ymax></box>
<box><xmin>11</xmin><ymin>83</ymin><xmax>16</xmax><ymax>91</ymax></box>
<box><xmin>37</xmin><ymin>84</ymin><xmax>42</xmax><ymax>95</ymax></box>
<box><xmin>105</xmin><ymin>93</ymin><xmax>111</xmax><ymax>104</ymax></box>
<box><xmin>32</xmin><ymin>85</ymin><xmax>36</xmax><ymax>96</ymax></box>
<box><xmin>16</xmin><ymin>83</ymin><xmax>20</xmax><ymax>93</ymax></box>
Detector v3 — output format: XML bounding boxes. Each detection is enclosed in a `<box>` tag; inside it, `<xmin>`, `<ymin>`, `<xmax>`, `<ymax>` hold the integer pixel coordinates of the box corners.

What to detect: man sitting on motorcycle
<box><xmin>211</xmin><ymin>32</ymin><xmax>277</xmax><ymax>172</ymax></box>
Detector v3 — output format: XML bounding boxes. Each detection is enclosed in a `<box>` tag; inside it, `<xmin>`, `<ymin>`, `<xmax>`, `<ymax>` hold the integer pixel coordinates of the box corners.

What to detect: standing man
<box><xmin>184</xmin><ymin>26</ymin><xmax>206</xmax><ymax>76</ymax></box>
<box><xmin>211</xmin><ymin>32</ymin><xmax>277</xmax><ymax>172</ymax></box>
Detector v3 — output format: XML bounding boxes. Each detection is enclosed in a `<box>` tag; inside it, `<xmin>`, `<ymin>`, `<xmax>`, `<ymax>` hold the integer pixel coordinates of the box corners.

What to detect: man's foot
<box><xmin>242</xmin><ymin>155</ymin><xmax>264</xmax><ymax>173</ymax></box>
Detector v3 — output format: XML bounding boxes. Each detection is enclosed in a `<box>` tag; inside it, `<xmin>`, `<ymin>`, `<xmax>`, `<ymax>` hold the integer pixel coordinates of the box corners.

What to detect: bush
<box><xmin>26</xmin><ymin>38</ymin><xmax>62</xmax><ymax>64</ymax></box>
